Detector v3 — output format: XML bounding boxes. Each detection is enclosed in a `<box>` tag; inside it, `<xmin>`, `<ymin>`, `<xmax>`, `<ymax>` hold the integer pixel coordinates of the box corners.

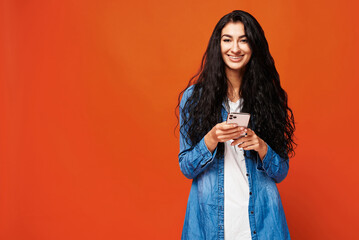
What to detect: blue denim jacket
<box><xmin>179</xmin><ymin>86</ymin><xmax>290</xmax><ymax>240</ymax></box>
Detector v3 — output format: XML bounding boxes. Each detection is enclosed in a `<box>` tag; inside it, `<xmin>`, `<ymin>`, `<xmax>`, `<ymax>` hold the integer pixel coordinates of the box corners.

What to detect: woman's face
<box><xmin>220</xmin><ymin>21</ymin><xmax>252</xmax><ymax>74</ymax></box>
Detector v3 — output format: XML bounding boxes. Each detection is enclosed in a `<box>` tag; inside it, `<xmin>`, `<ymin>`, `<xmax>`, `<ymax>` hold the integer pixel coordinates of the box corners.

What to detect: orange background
<box><xmin>1</xmin><ymin>0</ymin><xmax>359</xmax><ymax>239</ymax></box>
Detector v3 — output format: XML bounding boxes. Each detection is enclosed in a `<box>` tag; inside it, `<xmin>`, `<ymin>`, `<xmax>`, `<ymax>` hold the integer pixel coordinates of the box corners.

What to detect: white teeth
<box><xmin>229</xmin><ymin>55</ymin><xmax>243</xmax><ymax>59</ymax></box>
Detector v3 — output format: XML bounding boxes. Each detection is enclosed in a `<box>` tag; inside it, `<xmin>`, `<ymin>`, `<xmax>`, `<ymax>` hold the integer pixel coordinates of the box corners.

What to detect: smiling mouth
<box><xmin>228</xmin><ymin>55</ymin><xmax>244</xmax><ymax>61</ymax></box>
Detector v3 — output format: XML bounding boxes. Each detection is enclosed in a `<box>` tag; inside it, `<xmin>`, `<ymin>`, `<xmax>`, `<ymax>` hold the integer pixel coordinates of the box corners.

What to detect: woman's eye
<box><xmin>240</xmin><ymin>39</ymin><xmax>248</xmax><ymax>43</ymax></box>
<box><xmin>223</xmin><ymin>39</ymin><xmax>231</xmax><ymax>42</ymax></box>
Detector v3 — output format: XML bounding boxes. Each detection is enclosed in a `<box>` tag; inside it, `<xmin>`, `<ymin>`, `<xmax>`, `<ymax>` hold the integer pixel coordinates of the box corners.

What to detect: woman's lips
<box><xmin>228</xmin><ymin>55</ymin><xmax>244</xmax><ymax>62</ymax></box>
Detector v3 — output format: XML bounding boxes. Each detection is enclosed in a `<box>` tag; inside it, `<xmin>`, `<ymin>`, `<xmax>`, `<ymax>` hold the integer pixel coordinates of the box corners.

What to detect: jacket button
<box><xmin>251</xmin><ymin>211</ymin><xmax>254</xmax><ymax>214</ymax></box>
<box><xmin>249</xmin><ymin>192</ymin><xmax>252</xmax><ymax>195</ymax></box>
<box><xmin>253</xmin><ymin>231</ymin><xmax>256</xmax><ymax>234</ymax></box>
<box><xmin>246</xmin><ymin>173</ymin><xmax>249</xmax><ymax>176</ymax></box>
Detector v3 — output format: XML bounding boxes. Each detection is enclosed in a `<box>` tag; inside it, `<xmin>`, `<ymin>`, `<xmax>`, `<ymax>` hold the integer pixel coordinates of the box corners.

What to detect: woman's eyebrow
<box><xmin>221</xmin><ymin>34</ymin><xmax>247</xmax><ymax>38</ymax></box>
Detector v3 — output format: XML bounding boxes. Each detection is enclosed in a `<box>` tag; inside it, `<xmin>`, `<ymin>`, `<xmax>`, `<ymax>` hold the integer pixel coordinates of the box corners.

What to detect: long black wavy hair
<box><xmin>177</xmin><ymin>10</ymin><xmax>296</xmax><ymax>158</ymax></box>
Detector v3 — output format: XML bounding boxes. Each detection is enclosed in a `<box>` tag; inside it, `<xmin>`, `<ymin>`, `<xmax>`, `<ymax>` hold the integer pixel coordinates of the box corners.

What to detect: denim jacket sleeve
<box><xmin>256</xmin><ymin>143</ymin><xmax>289</xmax><ymax>183</ymax></box>
<box><xmin>178</xmin><ymin>86</ymin><xmax>218</xmax><ymax>179</ymax></box>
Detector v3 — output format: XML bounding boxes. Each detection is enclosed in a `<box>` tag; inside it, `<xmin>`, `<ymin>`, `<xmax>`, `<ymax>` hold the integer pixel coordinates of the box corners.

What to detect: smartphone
<box><xmin>226</xmin><ymin>112</ymin><xmax>250</xmax><ymax>128</ymax></box>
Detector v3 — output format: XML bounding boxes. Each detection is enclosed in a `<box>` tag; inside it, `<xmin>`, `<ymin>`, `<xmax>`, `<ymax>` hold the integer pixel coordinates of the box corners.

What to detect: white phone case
<box><xmin>226</xmin><ymin>113</ymin><xmax>250</xmax><ymax>127</ymax></box>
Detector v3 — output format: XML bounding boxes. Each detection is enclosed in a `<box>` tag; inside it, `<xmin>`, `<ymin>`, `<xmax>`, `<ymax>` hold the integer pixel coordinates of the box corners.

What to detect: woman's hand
<box><xmin>204</xmin><ymin>121</ymin><xmax>246</xmax><ymax>153</ymax></box>
<box><xmin>231</xmin><ymin>128</ymin><xmax>268</xmax><ymax>160</ymax></box>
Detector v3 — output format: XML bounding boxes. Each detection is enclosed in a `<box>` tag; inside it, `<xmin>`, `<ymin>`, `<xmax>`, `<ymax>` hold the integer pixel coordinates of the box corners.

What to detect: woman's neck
<box><xmin>226</xmin><ymin>68</ymin><xmax>244</xmax><ymax>102</ymax></box>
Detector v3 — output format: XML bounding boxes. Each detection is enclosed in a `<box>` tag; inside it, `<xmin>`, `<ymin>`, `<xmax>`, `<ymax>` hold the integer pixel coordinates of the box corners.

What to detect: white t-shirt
<box><xmin>224</xmin><ymin>99</ymin><xmax>251</xmax><ymax>240</ymax></box>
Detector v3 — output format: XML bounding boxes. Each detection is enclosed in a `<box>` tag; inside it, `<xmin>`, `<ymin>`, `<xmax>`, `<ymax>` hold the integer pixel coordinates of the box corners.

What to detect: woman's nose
<box><xmin>231</xmin><ymin>42</ymin><xmax>241</xmax><ymax>53</ymax></box>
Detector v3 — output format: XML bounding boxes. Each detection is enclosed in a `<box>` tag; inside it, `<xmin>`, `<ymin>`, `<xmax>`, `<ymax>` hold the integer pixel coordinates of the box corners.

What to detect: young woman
<box><xmin>177</xmin><ymin>10</ymin><xmax>296</xmax><ymax>240</ymax></box>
